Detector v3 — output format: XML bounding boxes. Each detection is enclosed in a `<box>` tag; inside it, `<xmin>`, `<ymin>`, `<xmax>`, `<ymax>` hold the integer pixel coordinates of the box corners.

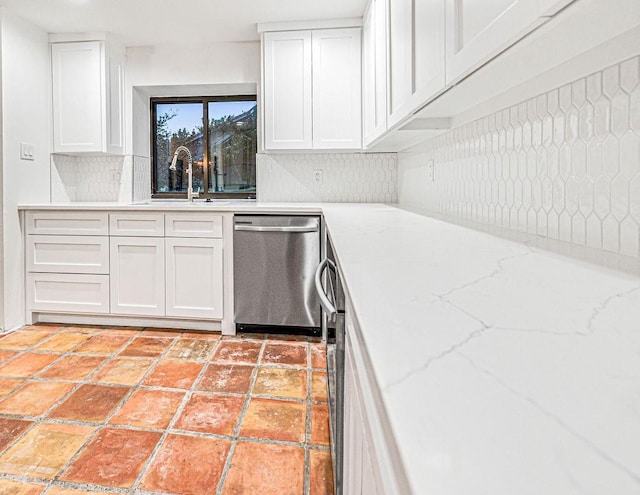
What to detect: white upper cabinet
<box><xmin>413</xmin><ymin>0</ymin><xmax>447</xmax><ymax>108</ymax></box>
<box><xmin>445</xmin><ymin>0</ymin><xmax>576</xmax><ymax>84</ymax></box>
<box><xmin>263</xmin><ymin>30</ymin><xmax>313</xmax><ymax>150</ymax></box>
<box><xmin>388</xmin><ymin>0</ymin><xmax>446</xmax><ymax>128</ymax></box>
<box><xmin>51</xmin><ymin>39</ymin><xmax>124</xmax><ymax>155</ymax></box>
<box><xmin>388</xmin><ymin>0</ymin><xmax>412</xmax><ymax>127</ymax></box>
<box><xmin>363</xmin><ymin>0</ymin><xmax>388</xmax><ymax>147</ymax></box>
<box><xmin>262</xmin><ymin>25</ymin><xmax>362</xmax><ymax>151</ymax></box>
<box><xmin>312</xmin><ymin>28</ymin><xmax>362</xmax><ymax>149</ymax></box>
<box><xmin>537</xmin><ymin>0</ymin><xmax>575</xmax><ymax>16</ymax></box>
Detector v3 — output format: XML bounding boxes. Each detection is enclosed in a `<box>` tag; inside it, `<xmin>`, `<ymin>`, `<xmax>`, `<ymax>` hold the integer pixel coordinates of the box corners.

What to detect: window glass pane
<box><xmin>155</xmin><ymin>102</ymin><xmax>204</xmax><ymax>193</ymax></box>
<box><xmin>208</xmin><ymin>100</ymin><xmax>257</xmax><ymax>193</ymax></box>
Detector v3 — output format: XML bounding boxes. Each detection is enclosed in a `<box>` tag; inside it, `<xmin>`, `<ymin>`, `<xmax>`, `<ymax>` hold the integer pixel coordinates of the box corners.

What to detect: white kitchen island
<box><xmin>18</xmin><ymin>201</ymin><xmax>640</xmax><ymax>494</ymax></box>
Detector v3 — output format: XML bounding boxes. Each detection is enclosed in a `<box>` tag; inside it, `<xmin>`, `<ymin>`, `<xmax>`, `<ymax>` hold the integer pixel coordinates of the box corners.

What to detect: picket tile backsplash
<box><xmin>398</xmin><ymin>55</ymin><xmax>640</xmax><ymax>258</ymax></box>
<box><xmin>257</xmin><ymin>153</ymin><xmax>397</xmax><ymax>202</ymax></box>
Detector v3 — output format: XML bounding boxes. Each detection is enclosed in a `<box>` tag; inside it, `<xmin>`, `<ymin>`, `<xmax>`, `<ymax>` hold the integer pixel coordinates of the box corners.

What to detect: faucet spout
<box><xmin>169</xmin><ymin>146</ymin><xmax>199</xmax><ymax>202</ymax></box>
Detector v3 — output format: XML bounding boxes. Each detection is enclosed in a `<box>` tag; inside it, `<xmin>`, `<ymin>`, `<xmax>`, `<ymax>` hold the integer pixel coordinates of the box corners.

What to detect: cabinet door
<box><xmin>165</xmin><ymin>238</ymin><xmax>223</xmax><ymax>319</ymax></box>
<box><xmin>312</xmin><ymin>28</ymin><xmax>362</xmax><ymax>149</ymax></box>
<box><xmin>388</xmin><ymin>0</ymin><xmax>412</xmax><ymax>126</ymax></box>
<box><xmin>361</xmin><ymin>432</ymin><xmax>381</xmax><ymax>495</ymax></box>
<box><xmin>412</xmin><ymin>0</ymin><xmax>446</xmax><ymax>110</ymax></box>
<box><xmin>52</xmin><ymin>41</ymin><xmax>104</xmax><ymax>153</ymax></box>
<box><xmin>363</xmin><ymin>0</ymin><xmax>388</xmax><ymax>147</ymax></box>
<box><xmin>445</xmin><ymin>0</ymin><xmax>545</xmax><ymax>84</ymax></box>
<box><xmin>105</xmin><ymin>42</ymin><xmax>124</xmax><ymax>155</ymax></box>
<box><xmin>110</xmin><ymin>237</ymin><xmax>165</xmax><ymax>316</ymax></box>
<box><xmin>388</xmin><ymin>0</ymin><xmax>446</xmax><ymax>129</ymax></box>
<box><xmin>345</xmin><ymin>302</ymin><xmax>408</xmax><ymax>494</ymax></box>
<box><xmin>263</xmin><ymin>31</ymin><xmax>312</xmax><ymax>150</ymax></box>
<box><xmin>343</xmin><ymin>342</ymin><xmax>364</xmax><ymax>494</ymax></box>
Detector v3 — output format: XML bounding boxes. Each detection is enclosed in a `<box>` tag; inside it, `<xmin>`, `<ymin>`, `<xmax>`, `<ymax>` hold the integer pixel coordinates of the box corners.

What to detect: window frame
<box><xmin>150</xmin><ymin>95</ymin><xmax>257</xmax><ymax>200</ymax></box>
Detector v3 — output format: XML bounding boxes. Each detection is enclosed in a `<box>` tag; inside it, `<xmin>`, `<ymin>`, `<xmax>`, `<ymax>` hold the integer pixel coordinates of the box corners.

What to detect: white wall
<box><xmin>125</xmin><ymin>41</ymin><xmax>260</xmax><ymax>156</ymax></box>
<box><xmin>0</xmin><ymin>9</ymin><xmax>51</xmax><ymax>330</ymax></box>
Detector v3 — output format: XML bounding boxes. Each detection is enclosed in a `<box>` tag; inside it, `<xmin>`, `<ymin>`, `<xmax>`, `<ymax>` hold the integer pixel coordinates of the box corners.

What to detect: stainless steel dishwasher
<box><xmin>233</xmin><ymin>215</ymin><xmax>321</xmax><ymax>332</ymax></box>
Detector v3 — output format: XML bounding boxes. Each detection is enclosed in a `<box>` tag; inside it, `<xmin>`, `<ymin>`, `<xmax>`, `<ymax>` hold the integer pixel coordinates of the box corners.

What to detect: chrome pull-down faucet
<box><xmin>169</xmin><ymin>146</ymin><xmax>200</xmax><ymax>202</ymax></box>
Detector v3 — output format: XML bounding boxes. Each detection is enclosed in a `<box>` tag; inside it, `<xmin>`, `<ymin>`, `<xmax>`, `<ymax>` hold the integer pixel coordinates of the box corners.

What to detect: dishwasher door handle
<box><xmin>234</xmin><ymin>225</ymin><xmax>319</xmax><ymax>233</ymax></box>
<box><xmin>315</xmin><ymin>258</ymin><xmax>338</xmax><ymax>319</ymax></box>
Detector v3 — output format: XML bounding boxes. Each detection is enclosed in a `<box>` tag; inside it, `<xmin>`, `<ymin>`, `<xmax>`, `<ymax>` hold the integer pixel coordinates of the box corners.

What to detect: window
<box><xmin>151</xmin><ymin>96</ymin><xmax>257</xmax><ymax>199</ymax></box>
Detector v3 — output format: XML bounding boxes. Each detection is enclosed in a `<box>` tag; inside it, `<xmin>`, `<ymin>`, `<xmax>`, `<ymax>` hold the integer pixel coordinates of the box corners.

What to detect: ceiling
<box><xmin>0</xmin><ymin>0</ymin><xmax>367</xmax><ymax>46</ymax></box>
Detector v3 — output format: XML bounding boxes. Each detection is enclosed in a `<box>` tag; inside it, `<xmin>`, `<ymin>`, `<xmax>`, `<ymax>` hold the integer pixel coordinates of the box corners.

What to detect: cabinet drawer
<box><xmin>27</xmin><ymin>235</ymin><xmax>109</xmax><ymax>274</ymax></box>
<box><xmin>27</xmin><ymin>273</ymin><xmax>109</xmax><ymax>314</ymax></box>
<box><xmin>26</xmin><ymin>211</ymin><xmax>108</xmax><ymax>235</ymax></box>
<box><xmin>110</xmin><ymin>213</ymin><xmax>165</xmax><ymax>236</ymax></box>
<box><xmin>165</xmin><ymin>214</ymin><xmax>223</xmax><ymax>238</ymax></box>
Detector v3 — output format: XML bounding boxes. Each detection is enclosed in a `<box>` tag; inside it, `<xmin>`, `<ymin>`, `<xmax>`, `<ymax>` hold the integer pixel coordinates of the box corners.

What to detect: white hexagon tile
<box><xmin>256</xmin><ymin>153</ymin><xmax>398</xmax><ymax>203</ymax></box>
<box><xmin>51</xmin><ymin>154</ymin><xmax>150</xmax><ymax>203</ymax></box>
<box><xmin>399</xmin><ymin>55</ymin><xmax>640</xmax><ymax>258</ymax></box>
<box><xmin>133</xmin><ymin>155</ymin><xmax>152</xmax><ymax>203</ymax></box>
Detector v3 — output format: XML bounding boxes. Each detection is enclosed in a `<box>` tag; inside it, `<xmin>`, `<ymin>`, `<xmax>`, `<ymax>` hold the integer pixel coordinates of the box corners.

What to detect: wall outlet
<box><xmin>313</xmin><ymin>169</ymin><xmax>324</xmax><ymax>185</ymax></box>
<box><xmin>20</xmin><ymin>143</ymin><xmax>35</xmax><ymax>161</ymax></box>
<box><xmin>110</xmin><ymin>170</ymin><xmax>122</xmax><ymax>184</ymax></box>
<box><xmin>427</xmin><ymin>160</ymin><xmax>435</xmax><ymax>182</ymax></box>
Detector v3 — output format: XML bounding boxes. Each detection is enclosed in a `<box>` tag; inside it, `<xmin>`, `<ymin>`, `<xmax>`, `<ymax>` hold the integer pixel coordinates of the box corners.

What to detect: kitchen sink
<box><xmin>143</xmin><ymin>200</ymin><xmax>230</xmax><ymax>207</ymax></box>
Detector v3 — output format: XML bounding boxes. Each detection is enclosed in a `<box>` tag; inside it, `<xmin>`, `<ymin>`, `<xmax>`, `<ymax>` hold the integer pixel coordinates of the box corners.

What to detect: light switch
<box><xmin>20</xmin><ymin>143</ymin><xmax>35</xmax><ymax>161</ymax></box>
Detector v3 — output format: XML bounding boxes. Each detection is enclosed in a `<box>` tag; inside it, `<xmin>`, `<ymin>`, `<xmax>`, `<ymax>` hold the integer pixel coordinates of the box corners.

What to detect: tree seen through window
<box><xmin>152</xmin><ymin>96</ymin><xmax>257</xmax><ymax>198</ymax></box>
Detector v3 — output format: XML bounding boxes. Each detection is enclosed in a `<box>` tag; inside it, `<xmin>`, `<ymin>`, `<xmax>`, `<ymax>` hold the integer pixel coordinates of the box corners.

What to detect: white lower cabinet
<box><xmin>24</xmin><ymin>212</ymin><xmax>111</xmax><ymax>315</ymax></box>
<box><xmin>343</xmin><ymin>300</ymin><xmax>407</xmax><ymax>495</ymax></box>
<box><xmin>344</xmin><ymin>330</ymin><xmax>383</xmax><ymax>495</ymax></box>
<box><xmin>165</xmin><ymin>238</ymin><xmax>224</xmax><ymax>319</ymax></box>
<box><xmin>344</xmin><ymin>343</ymin><xmax>364</xmax><ymax>494</ymax></box>
<box><xmin>25</xmin><ymin>210</ymin><xmax>226</xmax><ymax>324</ymax></box>
<box><xmin>109</xmin><ymin>237</ymin><xmax>165</xmax><ymax>316</ymax></box>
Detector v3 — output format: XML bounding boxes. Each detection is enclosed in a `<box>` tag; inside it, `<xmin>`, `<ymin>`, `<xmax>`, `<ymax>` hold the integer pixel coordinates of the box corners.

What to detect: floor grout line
<box><xmin>304</xmin><ymin>341</ymin><xmax>313</xmax><ymax>495</ymax></box>
<box><xmin>215</xmin><ymin>338</ymin><xmax>267</xmax><ymax>495</ymax></box>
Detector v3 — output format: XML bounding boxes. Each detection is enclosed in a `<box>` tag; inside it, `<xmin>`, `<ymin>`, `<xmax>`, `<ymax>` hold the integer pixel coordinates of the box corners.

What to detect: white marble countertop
<box><xmin>17</xmin><ymin>200</ymin><xmax>325</xmax><ymax>213</ymax></box>
<box><xmin>322</xmin><ymin>204</ymin><xmax>640</xmax><ymax>495</ymax></box>
<box><xmin>19</xmin><ymin>201</ymin><xmax>640</xmax><ymax>493</ymax></box>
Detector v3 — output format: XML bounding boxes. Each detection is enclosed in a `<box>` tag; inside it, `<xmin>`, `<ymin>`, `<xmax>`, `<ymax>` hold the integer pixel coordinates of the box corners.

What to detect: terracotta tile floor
<box><xmin>0</xmin><ymin>324</ymin><xmax>334</xmax><ymax>495</ymax></box>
